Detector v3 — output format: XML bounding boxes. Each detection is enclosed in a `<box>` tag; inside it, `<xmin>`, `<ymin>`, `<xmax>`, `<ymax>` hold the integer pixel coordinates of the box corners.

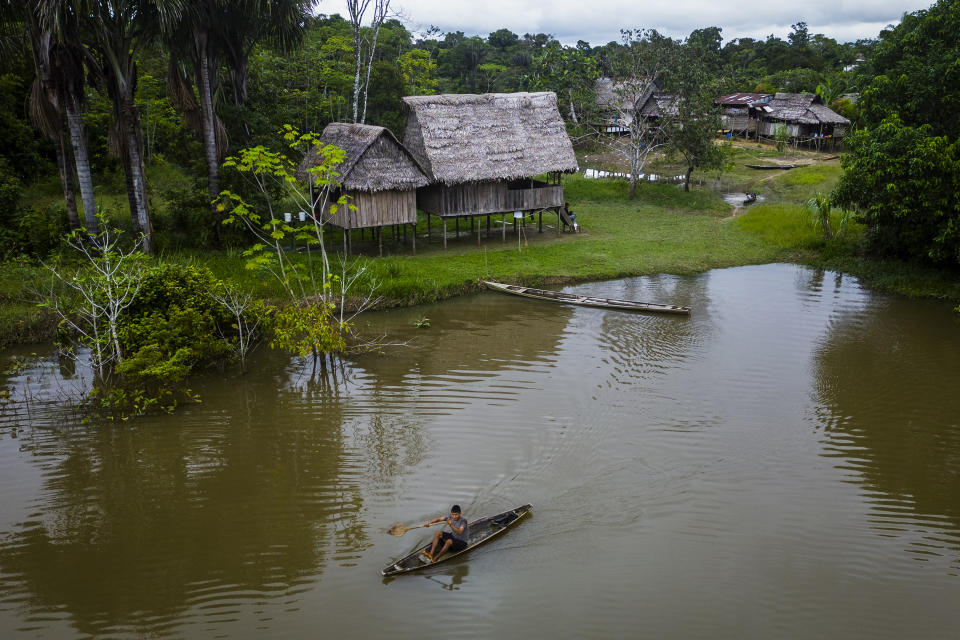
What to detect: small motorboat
<box><xmin>382</xmin><ymin>504</ymin><xmax>531</xmax><ymax>576</ymax></box>
<box><xmin>743</xmin><ymin>192</ymin><xmax>758</xmax><ymax>205</ymax></box>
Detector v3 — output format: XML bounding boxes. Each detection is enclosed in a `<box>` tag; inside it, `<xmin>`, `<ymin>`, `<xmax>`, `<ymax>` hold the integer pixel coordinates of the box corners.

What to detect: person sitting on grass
<box><xmin>422</xmin><ymin>505</ymin><xmax>469</xmax><ymax>562</ymax></box>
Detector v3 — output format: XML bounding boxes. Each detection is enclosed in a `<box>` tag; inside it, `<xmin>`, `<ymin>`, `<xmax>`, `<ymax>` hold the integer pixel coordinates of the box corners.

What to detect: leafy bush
<box><xmin>118</xmin><ymin>264</ymin><xmax>232</xmax><ymax>370</ymax></box>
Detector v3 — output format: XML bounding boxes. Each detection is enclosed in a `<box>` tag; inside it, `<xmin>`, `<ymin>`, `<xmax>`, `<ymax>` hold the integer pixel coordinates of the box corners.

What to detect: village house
<box><xmin>755</xmin><ymin>92</ymin><xmax>851</xmax><ymax>149</ymax></box>
<box><xmin>715</xmin><ymin>93</ymin><xmax>773</xmax><ymax>137</ymax></box>
<box><xmin>401</xmin><ymin>91</ymin><xmax>579</xmax><ymax>248</ymax></box>
<box><xmin>594</xmin><ymin>77</ymin><xmax>660</xmax><ymax>133</ymax></box>
<box><xmin>296</xmin><ymin>122</ymin><xmax>430</xmax><ymax>255</ymax></box>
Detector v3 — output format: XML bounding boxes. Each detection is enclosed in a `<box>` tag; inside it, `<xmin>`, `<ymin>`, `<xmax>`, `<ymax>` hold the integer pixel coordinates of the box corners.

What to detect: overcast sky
<box><xmin>354</xmin><ymin>0</ymin><xmax>934</xmax><ymax>46</ymax></box>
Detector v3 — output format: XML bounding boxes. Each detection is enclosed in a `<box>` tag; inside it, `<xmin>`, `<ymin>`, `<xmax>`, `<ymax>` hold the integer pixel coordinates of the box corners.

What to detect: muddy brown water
<box><xmin>1</xmin><ymin>263</ymin><xmax>958</xmax><ymax>638</ymax></box>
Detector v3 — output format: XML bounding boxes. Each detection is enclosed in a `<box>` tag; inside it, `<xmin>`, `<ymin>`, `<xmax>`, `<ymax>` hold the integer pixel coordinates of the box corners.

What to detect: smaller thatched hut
<box><xmin>297</xmin><ymin>123</ymin><xmax>429</xmax><ymax>254</ymax></box>
<box><xmin>756</xmin><ymin>93</ymin><xmax>850</xmax><ymax>148</ymax></box>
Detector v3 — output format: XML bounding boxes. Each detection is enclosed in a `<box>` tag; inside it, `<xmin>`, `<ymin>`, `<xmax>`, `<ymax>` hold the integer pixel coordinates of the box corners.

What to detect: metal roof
<box><xmin>715</xmin><ymin>93</ymin><xmax>772</xmax><ymax>106</ymax></box>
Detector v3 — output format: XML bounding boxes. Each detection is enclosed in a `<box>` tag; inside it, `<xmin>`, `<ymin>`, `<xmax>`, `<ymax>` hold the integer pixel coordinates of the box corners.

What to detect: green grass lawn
<box><xmin>3</xmin><ymin>144</ymin><xmax>958</xmax><ymax>347</ymax></box>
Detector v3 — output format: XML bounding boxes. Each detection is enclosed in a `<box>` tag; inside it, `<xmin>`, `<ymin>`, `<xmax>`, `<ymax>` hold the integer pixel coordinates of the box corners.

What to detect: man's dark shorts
<box><xmin>440</xmin><ymin>531</ymin><xmax>467</xmax><ymax>552</ymax></box>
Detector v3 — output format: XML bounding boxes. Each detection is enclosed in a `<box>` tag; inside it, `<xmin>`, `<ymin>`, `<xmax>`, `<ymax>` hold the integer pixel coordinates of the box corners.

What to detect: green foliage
<box><xmin>0</xmin><ymin>74</ymin><xmax>54</xmax><ymax>180</ymax></box>
<box><xmin>270</xmin><ymin>302</ymin><xmax>346</xmax><ymax>358</ymax></box>
<box><xmin>118</xmin><ymin>263</ymin><xmax>232</xmax><ymax>367</ymax></box>
<box><xmin>399</xmin><ymin>49</ymin><xmax>438</xmax><ymax>95</ymax></box>
<box><xmin>858</xmin><ymin>0</ymin><xmax>960</xmax><ymax>138</ymax></box>
<box><xmin>833</xmin><ymin>117</ymin><xmax>960</xmax><ymax>265</ymax></box>
<box><xmin>774</xmin><ymin>124</ymin><xmax>790</xmax><ymax>153</ymax></box>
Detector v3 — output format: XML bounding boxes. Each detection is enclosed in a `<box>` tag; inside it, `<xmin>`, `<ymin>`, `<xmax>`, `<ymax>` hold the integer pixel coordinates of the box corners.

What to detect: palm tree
<box><xmin>9</xmin><ymin>0</ymin><xmax>98</xmax><ymax>235</ymax></box>
<box><xmin>79</xmin><ymin>0</ymin><xmax>184</xmax><ymax>254</ymax></box>
<box><xmin>166</xmin><ymin>1</ymin><xmax>227</xmax><ymax>240</ymax></box>
<box><xmin>215</xmin><ymin>0</ymin><xmax>312</xmax><ymax>132</ymax></box>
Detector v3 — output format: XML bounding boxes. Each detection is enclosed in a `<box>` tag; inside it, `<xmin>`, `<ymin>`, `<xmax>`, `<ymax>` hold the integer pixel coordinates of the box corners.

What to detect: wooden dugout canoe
<box><xmin>483</xmin><ymin>281</ymin><xmax>691</xmax><ymax>315</ymax></box>
<box><xmin>381</xmin><ymin>504</ymin><xmax>532</xmax><ymax>576</ymax></box>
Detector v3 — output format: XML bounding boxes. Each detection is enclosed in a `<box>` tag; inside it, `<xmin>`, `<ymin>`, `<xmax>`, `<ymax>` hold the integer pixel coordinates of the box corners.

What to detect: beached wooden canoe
<box><xmin>381</xmin><ymin>504</ymin><xmax>532</xmax><ymax>576</ymax></box>
<box><xmin>483</xmin><ymin>281</ymin><xmax>691</xmax><ymax>315</ymax></box>
<box><xmin>745</xmin><ymin>163</ymin><xmax>806</xmax><ymax>170</ymax></box>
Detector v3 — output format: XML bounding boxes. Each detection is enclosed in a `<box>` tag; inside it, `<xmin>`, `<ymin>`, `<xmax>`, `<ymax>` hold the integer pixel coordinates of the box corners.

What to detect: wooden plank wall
<box><xmin>327</xmin><ymin>189</ymin><xmax>417</xmax><ymax>229</ymax></box>
<box><xmin>418</xmin><ymin>182</ymin><xmax>564</xmax><ymax>217</ymax></box>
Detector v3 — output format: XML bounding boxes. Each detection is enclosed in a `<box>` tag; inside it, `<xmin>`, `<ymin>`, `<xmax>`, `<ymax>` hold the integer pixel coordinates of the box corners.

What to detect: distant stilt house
<box><xmin>756</xmin><ymin>93</ymin><xmax>851</xmax><ymax>149</ymax></box>
<box><xmin>297</xmin><ymin>123</ymin><xmax>429</xmax><ymax>256</ymax></box>
<box><xmin>402</xmin><ymin>92</ymin><xmax>579</xmax><ymax>248</ymax></box>
<box><xmin>715</xmin><ymin>93</ymin><xmax>772</xmax><ymax>138</ymax></box>
<box><xmin>594</xmin><ymin>77</ymin><xmax>659</xmax><ymax>133</ymax></box>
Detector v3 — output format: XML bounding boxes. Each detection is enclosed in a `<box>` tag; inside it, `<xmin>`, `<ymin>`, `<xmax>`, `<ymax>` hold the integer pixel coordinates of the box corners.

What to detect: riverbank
<box><xmin>2</xmin><ymin>145</ymin><xmax>958</xmax><ymax>348</ymax></box>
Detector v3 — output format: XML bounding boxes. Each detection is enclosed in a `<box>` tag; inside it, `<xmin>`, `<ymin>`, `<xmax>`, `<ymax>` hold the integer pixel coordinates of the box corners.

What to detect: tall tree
<box><xmin>81</xmin><ymin>0</ymin><xmax>184</xmax><ymax>254</ymax></box>
<box><xmin>833</xmin><ymin>0</ymin><xmax>960</xmax><ymax>266</ymax></box>
<box><xmin>346</xmin><ymin>0</ymin><xmax>390</xmax><ymax>123</ymax></box>
<box><xmin>14</xmin><ymin>0</ymin><xmax>99</xmax><ymax>235</ymax></box>
<box><xmin>216</xmin><ymin>0</ymin><xmax>313</xmax><ymax>131</ymax></box>
<box><xmin>166</xmin><ymin>1</ymin><xmax>227</xmax><ymax>239</ymax></box>
<box><xmin>660</xmin><ymin>34</ymin><xmax>725</xmax><ymax>191</ymax></box>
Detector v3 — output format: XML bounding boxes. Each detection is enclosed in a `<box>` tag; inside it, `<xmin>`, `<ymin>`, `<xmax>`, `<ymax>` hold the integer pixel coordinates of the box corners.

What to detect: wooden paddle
<box><xmin>387</xmin><ymin>520</ymin><xmax>440</xmax><ymax>537</ymax></box>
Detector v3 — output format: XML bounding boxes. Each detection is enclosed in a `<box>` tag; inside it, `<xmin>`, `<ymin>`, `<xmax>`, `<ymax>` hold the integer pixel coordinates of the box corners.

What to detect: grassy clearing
<box><xmin>3</xmin><ymin>142</ymin><xmax>958</xmax><ymax>346</ymax></box>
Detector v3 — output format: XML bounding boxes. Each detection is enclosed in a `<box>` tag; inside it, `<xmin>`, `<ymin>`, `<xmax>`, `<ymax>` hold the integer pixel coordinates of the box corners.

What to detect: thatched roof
<box><xmin>401</xmin><ymin>92</ymin><xmax>578</xmax><ymax>185</ymax></box>
<box><xmin>596</xmin><ymin>77</ymin><xmax>659</xmax><ymax>113</ymax></box>
<box><xmin>764</xmin><ymin>93</ymin><xmax>850</xmax><ymax>126</ymax></box>
<box><xmin>639</xmin><ymin>93</ymin><xmax>679</xmax><ymax>118</ymax></box>
<box><xmin>296</xmin><ymin>123</ymin><xmax>430</xmax><ymax>192</ymax></box>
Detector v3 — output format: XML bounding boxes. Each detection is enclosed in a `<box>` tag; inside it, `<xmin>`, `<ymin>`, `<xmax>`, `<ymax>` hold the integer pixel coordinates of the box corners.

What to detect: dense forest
<box><xmin>0</xmin><ymin>2</ymin><xmax>881</xmax><ymax>256</ymax></box>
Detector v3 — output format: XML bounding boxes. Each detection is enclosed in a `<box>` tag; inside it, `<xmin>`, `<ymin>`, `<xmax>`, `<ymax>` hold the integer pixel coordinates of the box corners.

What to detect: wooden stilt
<box><xmin>378</xmin><ymin>226</ymin><xmax>383</xmax><ymax>257</ymax></box>
<box><xmin>442</xmin><ymin>218</ymin><xmax>447</xmax><ymax>250</ymax></box>
<box><xmin>502</xmin><ymin>213</ymin><xmax>506</xmax><ymax>242</ymax></box>
<box><xmin>455</xmin><ymin>217</ymin><xmax>459</xmax><ymax>237</ymax></box>
<box><xmin>538</xmin><ymin>211</ymin><xmax>543</xmax><ymax>233</ymax></box>
<box><xmin>427</xmin><ymin>213</ymin><xmax>431</xmax><ymax>243</ymax></box>
<box><xmin>487</xmin><ymin>215</ymin><xmax>491</xmax><ymax>235</ymax></box>
<box><xmin>411</xmin><ymin>223</ymin><xmax>416</xmax><ymax>254</ymax></box>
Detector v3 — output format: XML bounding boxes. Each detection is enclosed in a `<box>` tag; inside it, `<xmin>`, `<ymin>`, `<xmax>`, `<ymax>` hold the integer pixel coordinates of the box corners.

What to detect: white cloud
<box><xmin>367</xmin><ymin>0</ymin><xmax>932</xmax><ymax>44</ymax></box>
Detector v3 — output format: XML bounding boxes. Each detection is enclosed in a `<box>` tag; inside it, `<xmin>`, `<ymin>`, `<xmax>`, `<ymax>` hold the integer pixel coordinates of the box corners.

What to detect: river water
<box><xmin>1</xmin><ymin>263</ymin><xmax>958</xmax><ymax>638</ymax></box>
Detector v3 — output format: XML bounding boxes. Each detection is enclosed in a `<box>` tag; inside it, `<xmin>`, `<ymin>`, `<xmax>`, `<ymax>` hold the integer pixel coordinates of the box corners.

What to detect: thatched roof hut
<box><xmin>296</xmin><ymin>122</ymin><xmax>429</xmax><ymax>192</ymax></box>
<box><xmin>762</xmin><ymin>93</ymin><xmax>850</xmax><ymax>128</ymax></box>
<box><xmin>296</xmin><ymin>123</ymin><xmax>430</xmax><ymax>254</ymax></box>
<box><xmin>401</xmin><ymin>92</ymin><xmax>578</xmax><ymax>185</ymax></box>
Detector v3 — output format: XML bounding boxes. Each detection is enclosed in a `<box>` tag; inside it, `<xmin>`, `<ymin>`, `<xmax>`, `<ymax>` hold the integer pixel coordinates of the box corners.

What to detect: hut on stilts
<box><xmin>401</xmin><ymin>92</ymin><xmax>579</xmax><ymax>249</ymax></box>
<box><xmin>297</xmin><ymin>123</ymin><xmax>430</xmax><ymax>256</ymax></box>
<box><xmin>755</xmin><ymin>93</ymin><xmax>850</xmax><ymax>150</ymax></box>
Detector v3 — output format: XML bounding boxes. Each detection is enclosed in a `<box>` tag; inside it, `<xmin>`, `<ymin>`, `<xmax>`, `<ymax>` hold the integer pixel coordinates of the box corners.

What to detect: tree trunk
<box><xmin>568</xmin><ymin>88</ymin><xmax>578</xmax><ymax>124</ymax></box>
<box><xmin>684</xmin><ymin>166</ymin><xmax>693</xmax><ymax>192</ymax></box>
<box><xmin>120</xmin><ymin>97</ymin><xmax>154</xmax><ymax>253</ymax></box>
<box><xmin>196</xmin><ymin>29</ymin><xmax>222</xmax><ymax>245</ymax></box>
<box><xmin>352</xmin><ymin>32</ymin><xmax>363</xmax><ymax>123</ymax></box>
<box><xmin>228</xmin><ymin>54</ymin><xmax>251</xmax><ymax>139</ymax></box>
<box><xmin>361</xmin><ymin>11</ymin><xmax>385</xmax><ymax>124</ymax></box>
<box><xmin>64</xmin><ymin>98</ymin><xmax>99</xmax><ymax>236</ymax></box>
<box><xmin>54</xmin><ymin>129</ymin><xmax>81</xmax><ymax>231</ymax></box>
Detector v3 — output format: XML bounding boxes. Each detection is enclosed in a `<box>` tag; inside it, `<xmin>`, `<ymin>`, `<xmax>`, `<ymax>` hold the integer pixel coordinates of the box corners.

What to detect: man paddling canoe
<box><xmin>422</xmin><ymin>505</ymin><xmax>469</xmax><ymax>562</ymax></box>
